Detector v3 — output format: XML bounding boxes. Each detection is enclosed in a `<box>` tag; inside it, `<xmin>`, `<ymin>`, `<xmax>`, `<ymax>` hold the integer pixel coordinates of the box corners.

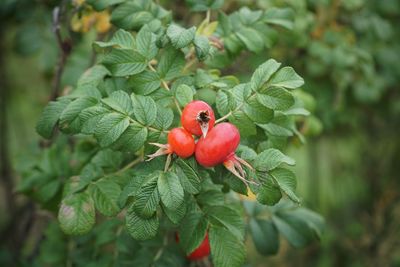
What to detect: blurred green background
<box><xmin>1</xmin><ymin>0</ymin><xmax>399</xmax><ymax>266</ymax></box>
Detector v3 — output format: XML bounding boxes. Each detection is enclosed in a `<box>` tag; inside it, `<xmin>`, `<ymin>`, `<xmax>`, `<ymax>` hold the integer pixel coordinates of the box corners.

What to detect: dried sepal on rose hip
<box><xmin>147</xmin><ymin>128</ymin><xmax>195</xmax><ymax>170</ymax></box>
<box><xmin>181</xmin><ymin>100</ymin><xmax>215</xmax><ymax>138</ymax></box>
<box><xmin>195</xmin><ymin>122</ymin><xmax>257</xmax><ymax>186</ymax></box>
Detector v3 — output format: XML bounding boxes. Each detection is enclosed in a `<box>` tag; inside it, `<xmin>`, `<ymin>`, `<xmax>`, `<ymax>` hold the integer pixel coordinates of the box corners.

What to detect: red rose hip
<box><xmin>168</xmin><ymin>128</ymin><xmax>196</xmax><ymax>158</ymax></box>
<box><xmin>195</xmin><ymin>122</ymin><xmax>256</xmax><ymax>186</ymax></box>
<box><xmin>181</xmin><ymin>100</ymin><xmax>215</xmax><ymax>137</ymax></box>
<box><xmin>187</xmin><ymin>233</ymin><xmax>210</xmax><ymax>260</ymax></box>
<box><xmin>147</xmin><ymin>128</ymin><xmax>195</xmax><ymax>170</ymax></box>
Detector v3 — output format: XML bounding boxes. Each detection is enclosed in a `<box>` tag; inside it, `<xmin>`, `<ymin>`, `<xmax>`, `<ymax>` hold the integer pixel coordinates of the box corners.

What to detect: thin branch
<box><xmin>148</xmin><ymin>63</ymin><xmax>182</xmax><ymax>115</ymax></box>
<box><xmin>51</xmin><ymin>1</ymin><xmax>72</xmax><ymax>100</ymax></box>
<box><xmin>116</xmin><ymin>156</ymin><xmax>144</xmax><ymax>174</ymax></box>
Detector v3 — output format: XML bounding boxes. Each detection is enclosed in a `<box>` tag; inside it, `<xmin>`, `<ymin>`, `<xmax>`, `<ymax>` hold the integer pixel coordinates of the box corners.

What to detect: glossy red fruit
<box><xmin>181</xmin><ymin>100</ymin><xmax>215</xmax><ymax>137</ymax></box>
<box><xmin>147</xmin><ymin>128</ymin><xmax>195</xmax><ymax>164</ymax></box>
<box><xmin>195</xmin><ymin>123</ymin><xmax>257</xmax><ymax>186</ymax></box>
<box><xmin>187</xmin><ymin>233</ymin><xmax>211</xmax><ymax>260</ymax></box>
<box><xmin>168</xmin><ymin>128</ymin><xmax>195</xmax><ymax>158</ymax></box>
<box><xmin>195</xmin><ymin>122</ymin><xmax>240</xmax><ymax>167</ymax></box>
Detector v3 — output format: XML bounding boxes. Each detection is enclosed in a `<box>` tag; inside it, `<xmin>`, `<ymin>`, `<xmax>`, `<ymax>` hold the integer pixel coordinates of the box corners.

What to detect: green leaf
<box><xmin>194</xmin><ymin>35</ymin><xmax>210</xmax><ymax>61</ymax></box>
<box><xmin>236</xmin><ymin>27</ymin><xmax>264</xmax><ymax>53</ymax></box>
<box><xmin>111</xmin><ymin>1</ymin><xmax>159</xmax><ymax>30</ymax></box>
<box><xmin>250</xmin><ymin>59</ymin><xmax>281</xmax><ymax>91</ymax></box>
<box><xmin>186</xmin><ymin>0</ymin><xmax>224</xmax><ymax>11</ymax></box>
<box><xmin>263</xmin><ymin>8</ymin><xmax>294</xmax><ymax>30</ymax></box>
<box><xmin>36</xmin><ymin>99</ymin><xmax>71</xmax><ymax>139</ymax></box>
<box><xmin>277</xmin><ymin>207</ymin><xmax>325</xmax><ymax>240</ymax></box>
<box><xmin>163</xmin><ymin>200</ymin><xmax>187</xmax><ymax>224</ymax></box>
<box><xmin>112</xmin><ymin>122</ymin><xmax>148</xmax><ymax>152</ymax></box>
<box><xmin>209</xmin><ymin>226</ymin><xmax>246</xmax><ymax>267</ymax></box>
<box><xmin>270</xmin><ymin>168</ymin><xmax>299</xmax><ymax>203</ymax></box>
<box><xmin>79</xmin><ymin>106</ymin><xmax>110</xmax><ymax>134</ymax></box>
<box><xmin>272</xmin><ymin>215</ymin><xmax>307</xmax><ymax>248</ymax></box>
<box><xmin>94</xmin><ymin>29</ymin><xmax>135</xmax><ymax>49</ymax></box>
<box><xmin>229</xmin><ymin>111</ymin><xmax>257</xmax><ymax>137</ymax></box>
<box><xmin>101</xmin><ymin>90</ymin><xmax>134</xmax><ymax>115</ymax></box>
<box><xmin>257</xmin><ymin>87</ymin><xmax>295</xmax><ymax>110</ymax></box>
<box><xmin>86</xmin><ymin>0</ymin><xmax>125</xmax><ymax>11</ymax></box>
<box><xmin>153</xmin><ymin>106</ymin><xmax>174</xmax><ymax>130</ymax></box>
<box><xmin>258</xmin><ymin>114</ymin><xmax>294</xmax><ymax>137</ymax></box>
<box><xmin>102</xmin><ymin>49</ymin><xmax>147</xmax><ymax>77</ymax></box>
<box><xmin>254</xmin><ymin>149</ymin><xmax>295</xmax><ymax>172</ymax></box>
<box><xmin>58</xmin><ymin>192</ymin><xmax>95</xmax><ymax>235</ymax></box>
<box><xmin>94</xmin><ymin>113</ymin><xmax>130</xmax><ymax>147</ymax></box>
<box><xmin>158</xmin><ymin>172</ymin><xmax>184</xmax><ymax>210</ymax></box>
<box><xmin>126</xmin><ymin>207</ymin><xmax>159</xmax><ymax>240</ymax></box>
<box><xmin>92</xmin><ymin>179</ymin><xmax>122</xmax><ymax>216</ymax></box>
<box><xmin>59</xmin><ymin>97</ymin><xmax>98</xmax><ymax>133</ymax></box>
<box><xmin>157</xmin><ymin>47</ymin><xmax>185</xmax><ymax>80</ymax></box>
<box><xmin>216</xmin><ymin>90</ymin><xmax>237</xmax><ymax>116</ymax></box>
<box><xmin>257</xmin><ymin>176</ymin><xmax>282</xmax><ymax>205</ymax></box>
<box><xmin>249</xmin><ymin>218</ymin><xmax>279</xmax><ymax>255</ymax></box>
<box><xmin>166</xmin><ymin>24</ymin><xmax>196</xmax><ymax>49</ymax></box>
<box><xmin>131</xmin><ymin>94</ymin><xmax>157</xmax><ymax>125</ymax></box>
<box><xmin>179</xmin><ymin>211</ymin><xmax>208</xmax><ymax>254</ymax></box>
<box><xmin>176</xmin><ymin>159</ymin><xmax>201</xmax><ymax>194</ymax></box>
<box><xmin>243</xmin><ymin>97</ymin><xmax>274</xmax><ymax>124</ymax></box>
<box><xmin>136</xmin><ymin>26</ymin><xmax>158</xmax><ymax>60</ymax></box>
<box><xmin>77</xmin><ymin>65</ymin><xmax>110</xmax><ymax>88</ymax></box>
<box><xmin>269</xmin><ymin>67</ymin><xmax>304</xmax><ymax>89</ymax></box>
<box><xmin>133</xmin><ymin>173</ymin><xmax>160</xmax><ymax>218</ymax></box>
<box><xmin>206</xmin><ymin>205</ymin><xmax>244</xmax><ymax>241</ymax></box>
<box><xmin>175</xmin><ymin>84</ymin><xmax>194</xmax><ymax>107</ymax></box>
<box><xmin>129</xmin><ymin>70</ymin><xmax>161</xmax><ymax>95</ymax></box>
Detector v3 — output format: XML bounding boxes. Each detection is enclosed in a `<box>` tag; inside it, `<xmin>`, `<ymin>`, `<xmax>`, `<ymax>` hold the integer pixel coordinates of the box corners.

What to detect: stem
<box><xmin>215</xmin><ymin>103</ymin><xmax>244</xmax><ymax>123</ymax></box>
<box><xmin>116</xmin><ymin>156</ymin><xmax>144</xmax><ymax>174</ymax></box>
<box><xmin>148</xmin><ymin>63</ymin><xmax>182</xmax><ymax>115</ymax></box>
<box><xmin>206</xmin><ymin>9</ymin><xmax>211</xmax><ymax>24</ymax></box>
<box><xmin>182</xmin><ymin>57</ymin><xmax>197</xmax><ymax>73</ymax></box>
<box><xmin>51</xmin><ymin>0</ymin><xmax>72</xmax><ymax>100</ymax></box>
<box><xmin>152</xmin><ymin>234</ymin><xmax>168</xmax><ymax>265</ymax></box>
<box><xmin>128</xmin><ymin>117</ymin><xmax>168</xmax><ymax>134</ymax></box>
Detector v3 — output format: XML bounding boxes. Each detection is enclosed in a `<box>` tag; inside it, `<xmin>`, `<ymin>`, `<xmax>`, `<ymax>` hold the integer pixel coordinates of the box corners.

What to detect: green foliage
<box><xmin>18</xmin><ymin>0</ymin><xmax>327</xmax><ymax>266</ymax></box>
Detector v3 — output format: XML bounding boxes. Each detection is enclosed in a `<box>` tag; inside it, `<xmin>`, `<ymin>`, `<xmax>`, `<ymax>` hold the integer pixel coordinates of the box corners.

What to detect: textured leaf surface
<box><xmin>254</xmin><ymin>148</ymin><xmax>295</xmax><ymax>172</ymax></box>
<box><xmin>58</xmin><ymin>193</ymin><xmax>95</xmax><ymax>235</ymax></box>
<box><xmin>209</xmin><ymin>226</ymin><xmax>246</xmax><ymax>267</ymax></box>
<box><xmin>167</xmin><ymin>24</ymin><xmax>196</xmax><ymax>49</ymax></box>
<box><xmin>126</xmin><ymin>206</ymin><xmax>159</xmax><ymax>240</ymax></box>
<box><xmin>92</xmin><ymin>179</ymin><xmax>122</xmax><ymax>216</ymax></box>
<box><xmin>158</xmin><ymin>172</ymin><xmax>184</xmax><ymax>210</ymax></box>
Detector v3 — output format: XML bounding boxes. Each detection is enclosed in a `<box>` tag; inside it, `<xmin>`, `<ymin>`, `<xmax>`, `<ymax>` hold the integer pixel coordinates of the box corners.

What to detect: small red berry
<box><xmin>181</xmin><ymin>100</ymin><xmax>215</xmax><ymax>137</ymax></box>
<box><xmin>187</xmin><ymin>233</ymin><xmax>211</xmax><ymax>261</ymax></box>
<box><xmin>176</xmin><ymin>232</ymin><xmax>211</xmax><ymax>261</ymax></box>
<box><xmin>168</xmin><ymin>128</ymin><xmax>195</xmax><ymax>158</ymax></box>
<box><xmin>147</xmin><ymin>128</ymin><xmax>195</xmax><ymax>168</ymax></box>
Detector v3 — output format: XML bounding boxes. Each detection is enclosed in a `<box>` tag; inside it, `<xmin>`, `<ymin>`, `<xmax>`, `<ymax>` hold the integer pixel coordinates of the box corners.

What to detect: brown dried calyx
<box><xmin>196</xmin><ymin>110</ymin><xmax>211</xmax><ymax>138</ymax></box>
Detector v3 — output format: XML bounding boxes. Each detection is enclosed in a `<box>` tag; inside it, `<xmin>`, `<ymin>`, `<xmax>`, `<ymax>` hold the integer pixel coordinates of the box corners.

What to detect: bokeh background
<box><xmin>1</xmin><ymin>0</ymin><xmax>399</xmax><ymax>266</ymax></box>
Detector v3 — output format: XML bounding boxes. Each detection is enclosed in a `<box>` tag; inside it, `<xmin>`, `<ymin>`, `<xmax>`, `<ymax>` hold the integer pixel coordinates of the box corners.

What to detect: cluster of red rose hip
<box><xmin>148</xmin><ymin>100</ymin><xmax>256</xmax><ymax>261</ymax></box>
<box><xmin>148</xmin><ymin>100</ymin><xmax>255</xmax><ymax>185</ymax></box>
